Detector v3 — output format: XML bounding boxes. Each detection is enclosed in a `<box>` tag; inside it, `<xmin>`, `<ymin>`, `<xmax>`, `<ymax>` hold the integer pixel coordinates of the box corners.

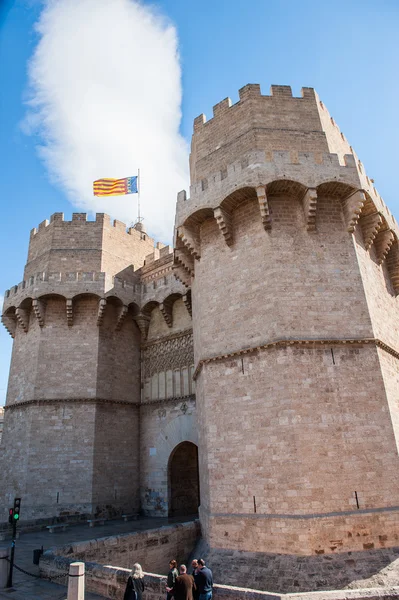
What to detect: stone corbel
<box><xmin>256</xmin><ymin>186</ymin><xmax>271</xmax><ymax>230</ymax></box>
<box><xmin>134</xmin><ymin>313</ymin><xmax>150</xmax><ymax>340</ymax></box>
<box><xmin>1</xmin><ymin>314</ymin><xmax>16</xmax><ymax>338</ymax></box>
<box><xmin>374</xmin><ymin>229</ymin><xmax>395</xmax><ymax>264</ymax></box>
<box><xmin>66</xmin><ymin>299</ymin><xmax>73</xmax><ymax>327</ymax></box>
<box><xmin>115</xmin><ymin>305</ymin><xmax>128</xmax><ymax>331</ymax></box>
<box><xmin>358</xmin><ymin>212</ymin><xmax>383</xmax><ymax>250</ymax></box>
<box><xmin>183</xmin><ymin>293</ymin><xmax>192</xmax><ymax>316</ymax></box>
<box><xmin>172</xmin><ymin>264</ymin><xmax>192</xmax><ymax>288</ymax></box>
<box><xmin>97</xmin><ymin>298</ymin><xmax>107</xmax><ymax>326</ymax></box>
<box><xmin>386</xmin><ymin>242</ymin><xmax>399</xmax><ymax>295</ymax></box>
<box><xmin>302</xmin><ymin>188</ymin><xmax>318</xmax><ymax>231</ymax></box>
<box><xmin>32</xmin><ymin>298</ymin><xmax>45</xmax><ymax>327</ymax></box>
<box><xmin>174</xmin><ymin>249</ymin><xmax>194</xmax><ymax>276</ymax></box>
<box><xmin>343</xmin><ymin>190</ymin><xmax>366</xmax><ymax>233</ymax></box>
<box><xmin>159</xmin><ymin>302</ymin><xmax>173</xmax><ymax>327</ymax></box>
<box><xmin>177</xmin><ymin>226</ymin><xmax>201</xmax><ymax>259</ymax></box>
<box><xmin>214</xmin><ymin>206</ymin><xmax>233</xmax><ymax>246</ymax></box>
<box><xmin>15</xmin><ymin>307</ymin><xmax>29</xmax><ymax>333</ymax></box>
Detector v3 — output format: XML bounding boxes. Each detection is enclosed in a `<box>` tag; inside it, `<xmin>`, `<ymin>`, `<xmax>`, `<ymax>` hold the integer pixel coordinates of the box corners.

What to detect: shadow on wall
<box><xmin>192</xmin><ymin>542</ymin><xmax>399</xmax><ymax>593</ymax></box>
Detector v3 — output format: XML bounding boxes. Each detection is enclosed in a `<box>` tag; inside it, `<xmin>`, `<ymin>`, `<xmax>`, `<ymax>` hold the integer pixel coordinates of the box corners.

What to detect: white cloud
<box><xmin>24</xmin><ymin>0</ymin><xmax>189</xmax><ymax>243</ymax></box>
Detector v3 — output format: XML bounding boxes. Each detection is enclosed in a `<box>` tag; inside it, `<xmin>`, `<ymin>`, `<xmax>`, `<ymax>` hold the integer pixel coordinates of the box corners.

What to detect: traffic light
<box><xmin>13</xmin><ymin>498</ymin><xmax>21</xmax><ymax>522</ymax></box>
<box><xmin>8</xmin><ymin>508</ymin><xmax>13</xmax><ymax>525</ymax></box>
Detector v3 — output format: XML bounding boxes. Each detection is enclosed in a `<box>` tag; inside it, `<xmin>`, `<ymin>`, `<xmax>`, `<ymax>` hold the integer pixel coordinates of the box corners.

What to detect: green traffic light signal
<box><xmin>13</xmin><ymin>513</ymin><xmax>19</xmax><ymax>520</ymax></box>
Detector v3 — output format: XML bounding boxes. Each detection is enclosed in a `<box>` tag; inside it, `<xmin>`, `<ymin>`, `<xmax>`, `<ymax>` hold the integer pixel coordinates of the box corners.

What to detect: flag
<box><xmin>93</xmin><ymin>176</ymin><xmax>138</xmax><ymax>197</ymax></box>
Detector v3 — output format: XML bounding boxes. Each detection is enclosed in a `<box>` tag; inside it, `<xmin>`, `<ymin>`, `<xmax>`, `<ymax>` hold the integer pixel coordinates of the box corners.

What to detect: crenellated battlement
<box><xmin>177</xmin><ymin>148</ymin><xmax>398</xmax><ymax>237</ymax></box>
<box><xmin>144</xmin><ymin>244</ymin><xmax>173</xmax><ymax>265</ymax></box>
<box><xmin>2</xmin><ymin>258</ymin><xmax>188</xmax><ymax>338</ymax></box>
<box><xmin>179</xmin><ymin>150</ymin><xmax>356</xmax><ymax>221</ymax></box>
<box><xmin>193</xmin><ymin>84</ymin><xmax>316</xmax><ymax>131</ymax></box>
<box><xmin>189</xmin><ymin>83</ymin><xmax>330</xmax><ymax>185</ymax></box>
<box><xmin>175</xmin><ymin>85</ymin><xmax>399</xmax><ymax>301</ymax></box>
<box><xmin>25</xmin><ymin>212</ymin><xmax>160</xmax><ymax>281</ymax></box>
<box><xmin>29</xmin><ymin>212</ymin><xmax>151</xmax><ymax>239</ymax></box>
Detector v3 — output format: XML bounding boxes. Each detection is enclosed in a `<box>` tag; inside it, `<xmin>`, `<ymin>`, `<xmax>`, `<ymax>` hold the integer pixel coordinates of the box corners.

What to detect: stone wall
<box><xmin>45</xmin><ymin>521</ymin><xmax>200</xmax><ymax>574</ymax></box>
<box><xmin>175</xmin><ymin>84</ymin><xmax>399</xmax><ymax>556</ymax></box>
<box><xmin>140</xmin><ymin>398</ymin><xmax>198</xmax><ymax>516</ymax></box>
<box><xmin>190</xmin><ymin>86</ymin><xmax>329</xmax><ymax>184</ymax></box>
<box><xmin>25</xmin><ymin>213</ymin><xmax>155</xmax><ymax>279</ymax></box>
<box><xmin>190</xmin><ymin>194</ymin><xmax>399</xmax><ymax>554</ymax></box>
<box><xmin>193</xmin><ymin>541</ymin><xmax>399</xmax><ymax>593</ymax></box>
<box><xmin>39</xmin><ymin>543</ymin><xmax>399</xmax><ymax>599</ymax></box>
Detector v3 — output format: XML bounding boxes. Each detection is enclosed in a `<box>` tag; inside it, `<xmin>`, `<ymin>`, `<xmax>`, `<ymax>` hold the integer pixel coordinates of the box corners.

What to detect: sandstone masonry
<box><xmin>174</xmin><ymin>84</ymin><xmax>399</xmax><ymax>555</ymax></box>
<box><xmin>1</xmin><ymin>83</ymin><xmax>399</xmax><ymax>560</ymax></box>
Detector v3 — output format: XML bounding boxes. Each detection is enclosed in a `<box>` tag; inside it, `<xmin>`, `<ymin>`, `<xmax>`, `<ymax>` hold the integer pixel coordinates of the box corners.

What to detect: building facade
<box><xmin>2</xmin><ymin>84</ymin><xmax>399</xmax><ymax>556</ymax></box>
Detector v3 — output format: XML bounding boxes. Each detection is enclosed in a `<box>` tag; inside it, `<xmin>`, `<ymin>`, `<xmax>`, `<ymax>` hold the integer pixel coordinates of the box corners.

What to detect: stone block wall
<box><xmin>140</xmin><ymin>397</ymin><xmax>198</xmax><ymax>516</ymax></box>
<box><xmin>0</xmin><ymin>403</ymin><xmax>97</xmax><ymax>519</ymax></box>
<box><xmin>26</xmin><ymin>214</ymin><xmax>155</xmax><ymax>279</ymax></box>
<box><xmin>190</xmin><ymin>86</ymin><xmax>329</xmax><ymax>183</ymax></box>
<box><xmin>1</xmin><ymin>218</ymin><xmax>196</xmax><ymax>523</ymax></box>
<box><xmin>39</xmin><ymin>532</ymin><xmax>399</xmax><ymax>597</ymax></box>
<box><xmin>175</xmin><ymin>84</ymin><xmax>399</xmax><ymax>555</ymax></box>
<box><xmin>196</xmin><ymin>346</ymin><xmax>399</xmax><ymax>554</ymax></box>
<box><xmin>47</xmin><ymin>520</ymin><xmax>200</xmax><ymax>573</ymax></box>
<box><xmin>191</xmin><ymin>194</ymin><xmax>373</xmax><ymax>362</ymax></box>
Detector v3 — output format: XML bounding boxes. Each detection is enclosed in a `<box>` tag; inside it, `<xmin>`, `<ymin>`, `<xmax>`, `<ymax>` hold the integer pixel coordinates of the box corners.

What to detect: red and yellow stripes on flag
<box><xmin>93</xmin><ymin>177</ymin><xmax>129</xmax><ymax>197</ymax></box>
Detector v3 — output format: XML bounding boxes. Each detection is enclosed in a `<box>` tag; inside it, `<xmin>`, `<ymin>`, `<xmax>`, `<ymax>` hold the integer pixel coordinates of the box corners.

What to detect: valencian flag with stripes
<box><xmin>93</xmin><ymin>175</ymin><xmax>138</xmax><ymax>197</ymax></box>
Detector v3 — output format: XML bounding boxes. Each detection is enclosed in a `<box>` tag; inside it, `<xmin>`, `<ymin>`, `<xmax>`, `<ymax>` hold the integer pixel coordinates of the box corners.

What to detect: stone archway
<box><xmin>168</xmin><ymin>441</ymin><xmax>200</xmax><ymax>517</ymax></box>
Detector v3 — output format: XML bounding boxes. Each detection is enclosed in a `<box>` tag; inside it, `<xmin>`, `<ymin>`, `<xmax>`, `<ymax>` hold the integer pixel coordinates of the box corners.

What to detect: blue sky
<box><xmin>0</xmin><ymin>0</ymin><xmax>398</xmax><ymax>405</ymax></box>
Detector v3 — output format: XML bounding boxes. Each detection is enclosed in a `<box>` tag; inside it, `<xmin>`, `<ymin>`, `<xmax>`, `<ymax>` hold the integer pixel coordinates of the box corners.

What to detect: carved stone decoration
<box><xmin>143</xmin><ymin>331</ymin><xmax>194</xmax><ymax>378</ymax></box>
<box><xmin>386</xmin><ymin>242</ymin><xmax>399</xmax><ymax>295</ymax></box>
<box><xmin>256</xmin><ymin>185</ymin><xmax>272</xmax><ymax>230</ymax></box>
<box><xmin>214</xmin><ymin>206</ymin><xmax>233</xmax><ymax>246</ymax></box>
<box><xmin>177</xmin><ymin>226</ymin><xmax>201</xmax><ymax>259</ymax></box>
<box><xmin>2</xmin><ymin>314</ymin><xmax>16</xmax><ymax>338</ymax></box>
<box><xmin>115</xmin><ymin>305</ymin><xmax>128</xmax><ymax>331</ymax></box>
<box><xmin>183</xmin><ymin>293</ymin><xmax>192</xmax><ymax>316</ymax></box>
<box><xmin>66</xmin><ymin>299</ymin><xmax>73</xmax><ymax>327</ymax></box>
<box><xmin>172</xmin><ymin>265</ymin><xmax>191</xmax><ymax>288</ymax></box>
<box><xmin>302</xmin><ymin>188</ymin><xmax>318</xmax><ymax>231</ymax></box>
<box><xmin>96</xmin><ymin>298</ymin><xmax>107</xmax><ymax>327</ymax></box>
<box><xmin>374</xmin><ymin>229</ymin><xmax>395</xmax><ymax>264</ymax></box>
<box><xmin>32</xmin><ymin>298</ymin><xmax>45</xmax><ymax>327</ymax></box>
<box><xmin>174</xmin><ymin>248</ymin><xmax>194</xmax><ymax>275</ymax></box>
<box><xmin>342</xmin><ymin>190</ymin><xmax>366</xmax><ymax>232</ymax></box>
<box><xmin>134</xmin><ymin>313</ymin><xmax>151</xmax><ymax>340</ymax></box>
<box><xmin>359</xmin><ymin>212</ymin><xmax>383</xmax><ymax>250</ymax></box>
<box><xmin>15</xmin><ymin>307</ymin><xmax>29</xmax><ymax>333</ymax></box>
<box><xmin>159</xmin><ymin>302</ymin><xmax>173</xmax><ymax>327</ymax></box>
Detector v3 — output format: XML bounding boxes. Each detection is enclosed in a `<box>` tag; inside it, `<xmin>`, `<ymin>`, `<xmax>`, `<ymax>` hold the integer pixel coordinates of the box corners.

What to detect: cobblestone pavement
<box><xmin>0</xmin><ymin>516</ymin><xmax>191</xmax><ymax>599</ymax></box>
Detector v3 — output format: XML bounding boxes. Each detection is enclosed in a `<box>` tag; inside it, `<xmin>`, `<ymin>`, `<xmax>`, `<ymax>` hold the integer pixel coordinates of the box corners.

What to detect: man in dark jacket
<box><xmin>173</xmin><ymin>565</ymin><xmax>196</xmax><ymax>600</ymax></box>
<box><xmin>191</xmin><ymin>560</ymin><xmax>200</xmax><ymax>600</ymax></box>
<box><xmin>196</xmin><ymin>559</ymin><xmax>213</xmax><ymax>600</ymax></box>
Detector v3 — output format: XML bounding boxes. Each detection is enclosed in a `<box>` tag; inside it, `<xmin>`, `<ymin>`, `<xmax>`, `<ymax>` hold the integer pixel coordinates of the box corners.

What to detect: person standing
<box><xmin>191</xmin><ymin>560</ymin><xmax>200</xmax><ymax>600</ymax></box>
<box><xmin>166</xmin><ymin>559</ymin><xmax>179</xmax><ymax>600</ymax></box>
<box><xmin>196</xmin><ymin>559</ymin><xmax>213</xmax><ymax>600</ymax></box>
<box><xmin>173</xmin><ymin>565</ymin><xmax>196</xmax><ymax>600</ymax></box>
<box><xmin>123</xmin><ymin>563</ymin><xmax>145</xmax><ymax>600</ymax></box>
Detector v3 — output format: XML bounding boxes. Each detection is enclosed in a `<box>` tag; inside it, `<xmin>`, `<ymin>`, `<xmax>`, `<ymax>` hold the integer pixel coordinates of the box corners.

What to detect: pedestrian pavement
<box><xmin>0</xmin><ymin>515</ymin><xmax>193</xmax><ymax>600</ymax></box>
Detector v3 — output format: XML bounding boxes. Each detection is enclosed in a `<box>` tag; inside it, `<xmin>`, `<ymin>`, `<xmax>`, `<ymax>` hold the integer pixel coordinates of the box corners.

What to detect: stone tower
<box><xmin>0</xmin><ymin>213</ymin><xmax>196</xmax><ymax>521</ymax></box>
<box><xmin>174</xmin><ymin>84</ymin><xmax>399</xmax><ymax>555</ymax></box>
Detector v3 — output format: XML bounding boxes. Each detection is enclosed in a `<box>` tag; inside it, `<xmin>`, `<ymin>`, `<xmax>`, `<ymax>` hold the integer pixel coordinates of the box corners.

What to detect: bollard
<box><xmin>0</xmin><ymin>548</ymin><xmax>9</xmax><ymax>589</ymax></box>
<box><xmin>67</xmin><ymin>561</ymin><xmax>85</xmax><ymax>600</ymax></box>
